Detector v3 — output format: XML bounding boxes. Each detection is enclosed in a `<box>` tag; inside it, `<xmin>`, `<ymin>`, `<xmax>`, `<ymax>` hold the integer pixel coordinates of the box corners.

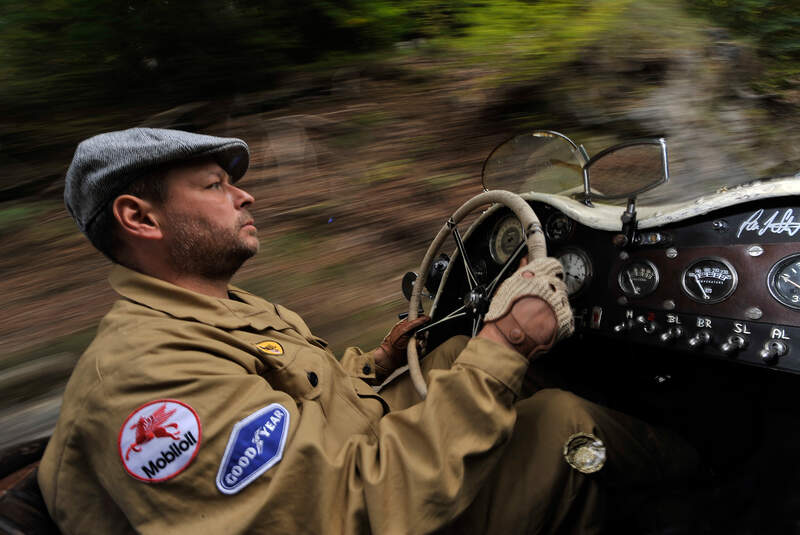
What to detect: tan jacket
<box><xmin>39</xmin><ymin>265</ymin><xmax>527</xmax><ymax>534</ymax></box>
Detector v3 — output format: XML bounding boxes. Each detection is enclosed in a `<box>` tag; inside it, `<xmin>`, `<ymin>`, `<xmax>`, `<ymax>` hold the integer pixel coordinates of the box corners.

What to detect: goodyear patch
<box><xmin>255</xmin><ymin>340</ymin><xmax>284</xmax><ymax>355</ymax></box>
<box><xmin>118</xmin><ymin>399</ymin><xmax>201</xmax><ymax>483</ymax></box>
<box><xmin>216</xmin><ymin>404</ymin><xmax>290</xmax><ymax>495</ymax></box>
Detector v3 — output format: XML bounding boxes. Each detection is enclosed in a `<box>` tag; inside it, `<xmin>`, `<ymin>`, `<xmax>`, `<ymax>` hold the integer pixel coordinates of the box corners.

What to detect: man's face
<box><xmin>157</xmin><ymin>158</ymin><xmax>259</xmax><ymax>280</ymax></box>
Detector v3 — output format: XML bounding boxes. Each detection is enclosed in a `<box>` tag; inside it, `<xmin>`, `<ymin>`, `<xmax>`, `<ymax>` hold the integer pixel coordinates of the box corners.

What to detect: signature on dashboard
<box><xmin>737</xmin><ymin>208</ymin><xmax>800</xmax><ymax>238</ymax></box>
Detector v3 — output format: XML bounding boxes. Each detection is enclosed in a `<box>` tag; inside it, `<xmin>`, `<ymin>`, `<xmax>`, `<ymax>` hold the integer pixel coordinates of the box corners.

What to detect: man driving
<box><xmin>38</xmin><ymin>128</ymin><xmax>697</xmax><ymax>534</ymax></box>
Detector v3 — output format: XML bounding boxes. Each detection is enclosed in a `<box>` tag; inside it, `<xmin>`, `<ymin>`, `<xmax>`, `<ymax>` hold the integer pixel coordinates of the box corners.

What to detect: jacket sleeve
<box><xmin>84</xmin><ymin>335</ymin><xmax>527</xmax><ymax>535</ymax></box>
<box><xmin>340</xmin><ymin>346</ymin><xmax>397</xmax><ymax>385</ymax></box>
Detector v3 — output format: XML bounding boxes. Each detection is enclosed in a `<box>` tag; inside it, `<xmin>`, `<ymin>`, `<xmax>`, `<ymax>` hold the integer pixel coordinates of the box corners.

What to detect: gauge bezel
<box><xmin>680</xmin><ymin>256</ymin><xmax>738</xmax><ymax>304</ymax></box>
<box><xmin>767</xmin><ymin>253</ymin><xmax>800</xmax><ymax>310</ymax></box>
<box><xmin>617</xmin><ymin>259</ymin><xmax>659</xmax><ymax>298</ymax></box>
<box><xmin>545</xmin><ymin>212</ymin><xmax>575</xmax><ymax>243</ymax></box>
<box><xmin>488</xmin><ymin>214</ymin><xmax>524</xmax><ymax>265</ymax></box>
<box><xmin>555</xmin><ymin>246</ymin><xmax>593</xmax><ymax>298</ymax></box>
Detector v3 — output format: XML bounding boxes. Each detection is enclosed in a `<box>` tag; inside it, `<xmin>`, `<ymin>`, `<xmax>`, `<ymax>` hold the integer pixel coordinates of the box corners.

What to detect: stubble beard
<box><xmin>164</xmin><ymin>211</ymin><xmax>259</xmax><ymax>282</ymax></box>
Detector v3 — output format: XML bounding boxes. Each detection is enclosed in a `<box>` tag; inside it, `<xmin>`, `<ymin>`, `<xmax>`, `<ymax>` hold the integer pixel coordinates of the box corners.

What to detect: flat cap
<box><xmin>64</xmin><ymin>127</ymin><xmax>250</xmax><ymax>238</ymax></box>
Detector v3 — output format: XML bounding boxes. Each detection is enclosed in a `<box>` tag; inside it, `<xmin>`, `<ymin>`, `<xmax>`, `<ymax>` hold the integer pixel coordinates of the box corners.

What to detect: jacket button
<box><xmin>362</xmin><ymin>364</ymin><xmax>372</xmax><ymax>375</ymax></box>
<box><xmin>307</xmin><ymin>371</ymin><xmax>318</xmax><ymax>387</ymax></box>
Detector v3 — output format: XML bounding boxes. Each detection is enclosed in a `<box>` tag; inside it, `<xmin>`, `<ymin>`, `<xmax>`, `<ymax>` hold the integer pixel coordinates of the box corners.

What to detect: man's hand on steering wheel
<box><xmin>478</xmin><ymin>257</ymin><xmax>574</xmax><ymax>361</ymax></box>
<box><xmin>373</xmin><ymin>315</ymin><xmax>431</xmax><ymax>379</ymax></box>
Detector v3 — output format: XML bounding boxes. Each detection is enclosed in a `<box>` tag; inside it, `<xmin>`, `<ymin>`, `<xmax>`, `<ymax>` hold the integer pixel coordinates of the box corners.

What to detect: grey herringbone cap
<box><xmin>64</xmin><ymin>127</ymin><xmax>249</xmax><ymax>237</ymax></box>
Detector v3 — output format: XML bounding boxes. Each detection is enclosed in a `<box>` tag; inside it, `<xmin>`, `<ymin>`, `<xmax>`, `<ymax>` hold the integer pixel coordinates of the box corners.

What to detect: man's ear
<box><xmin>112</xmin><ymin>195</ymin><xmax>164</xmax><ymax>240</ymax></box>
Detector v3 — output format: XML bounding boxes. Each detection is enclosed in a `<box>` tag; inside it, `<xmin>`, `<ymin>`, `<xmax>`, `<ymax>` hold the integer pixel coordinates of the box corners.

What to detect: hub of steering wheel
<box><xmin>464</xmin><ymin>286</ymin><xmax>490</xmax><ymax>316</ymax></box>
<box><xmin>407</xmin><ymin>190</ymin><xmax>546</xmax><ymax>399</ymax></box>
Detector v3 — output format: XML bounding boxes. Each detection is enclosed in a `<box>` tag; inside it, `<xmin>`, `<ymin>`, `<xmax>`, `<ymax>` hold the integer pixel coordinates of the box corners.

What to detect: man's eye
<box><xmin>208</xmin><ymin>182</ymin><xmax>222</xmax><ymax>190</ymax></box>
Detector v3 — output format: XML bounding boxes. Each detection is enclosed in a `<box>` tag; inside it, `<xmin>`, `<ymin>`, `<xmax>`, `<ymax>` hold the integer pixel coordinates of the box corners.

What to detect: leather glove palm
<box><xmin>373</xmin><ymin>315</ymin><xmax>430</xmax><ymax>378</ymax></box>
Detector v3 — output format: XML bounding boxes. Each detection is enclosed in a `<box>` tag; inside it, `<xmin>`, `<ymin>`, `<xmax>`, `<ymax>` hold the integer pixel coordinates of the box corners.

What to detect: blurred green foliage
<box><xmin>686</xmin><ymin>0</ymin><xmax>799</xmax><ymax>60</ymax></box>
<box><xmin>0</xmin><ymin>0</ymin><xmax>472</xmax><ymax>110</ymax></box>
<box><xmin>686</xmin><ymin>0</ymin><xmax>800</xmax><ymax>90</ymax></box>
<box><xmin>4</xmin><ymin>0</ymin><xmax>796</xmax><ymax>113</ymax></box>
<box><xmin>448</xmin><ymin>0</ymin><xmax>633</xmax><ymax>76</ymax></box>
<box><xmin>1</xmin><ymin>0</ymin><xmax>798</xmax><ymax>181</ymax></box>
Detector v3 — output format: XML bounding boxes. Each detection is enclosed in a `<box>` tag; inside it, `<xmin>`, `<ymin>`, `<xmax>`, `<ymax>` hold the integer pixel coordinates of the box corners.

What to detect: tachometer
<box><xmin>681</xmin><ymin>258</ymin><xmax>738</xmax><ymax>304</ymax></box>
<box><xmin>489</xmin><ymin>215</ymin><xmax>524</xmax><ymax>265</ymax></box>
<box><xmin>768</xmin><ymin>254</ymin><xmax>800</xmax><ymax>310</ymax></box>
<box><xmin>618</xmin><ymin>260</ymin><xmax>659</xmax><ymax>298</ymax></box>
<box><xmin>556</xmin><ymin>247</ymin><xmax>593</xmax><ymax>297</ymax></box>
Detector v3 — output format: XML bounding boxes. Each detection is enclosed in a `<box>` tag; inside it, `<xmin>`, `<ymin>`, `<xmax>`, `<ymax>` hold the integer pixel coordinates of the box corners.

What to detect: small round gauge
<box><xmin>618</xmin><ymin>260</ymin><xmax>659</xmax><ymax>298</ymax></box>
<box><xmin>556</xmin><ymin>247</ymin><xmax>593</xmax><ymax>297</ymax></box>
<box><xmin>768</xmin><ymin>254</ymin><xmax>800</xmax><ymax>310</ymax></box>
<box><xmin>681</xmin><ymin>257</ymin><xmax>738</xmax><ymax>304</ymax></box>
<box><xmin>490</xmin><ymin>215</ymin><xmax>524</xmax><ymax>265</ymax></box>
<box><xmin>545</xmin><ymin>213</ymin><xmax>575</xmax><ymax>242</ymax></box>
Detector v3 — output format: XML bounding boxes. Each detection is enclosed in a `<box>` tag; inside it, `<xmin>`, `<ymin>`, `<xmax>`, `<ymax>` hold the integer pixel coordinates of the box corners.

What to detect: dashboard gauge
<box><xmin>489</xmin><ymin>215</ymin><xmax>524</xmax><ymax>265</ymax></box>
<box><xmin>768</xmin><ymin>254</ymin><xmax>800</xmax><ymax>310</ymax></box>
<box><xmin>617</xmin><ymin>260</ymin><xmax>659</xmax><ymax>298</ymax></box>
<box><xmin>545</xmin><ymin>212</ymin><xmax>575</xmax><ymax>242</ymax></box>
<box><xmin>681</xmin><ymin>257</ymin><xmax>738</xmax><ymax>304</ymax></box>
<box><xmin>556</xmin><ymin>247</ymin><xmax>593</xmax><ymax>297</ymax></box>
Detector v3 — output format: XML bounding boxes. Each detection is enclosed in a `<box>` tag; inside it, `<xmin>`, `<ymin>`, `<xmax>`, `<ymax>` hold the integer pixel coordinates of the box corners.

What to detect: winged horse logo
<box><xmin>124</xmin><ymin>403</ymin><xmax>181</xmax><ymax>460</ymax></box>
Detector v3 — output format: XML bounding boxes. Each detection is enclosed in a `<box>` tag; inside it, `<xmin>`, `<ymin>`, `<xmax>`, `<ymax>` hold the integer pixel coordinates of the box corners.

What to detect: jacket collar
<box><xmin>109</xmin><ymin>264</ymin><xmax>292</xmax><ymax>331</ymax></box>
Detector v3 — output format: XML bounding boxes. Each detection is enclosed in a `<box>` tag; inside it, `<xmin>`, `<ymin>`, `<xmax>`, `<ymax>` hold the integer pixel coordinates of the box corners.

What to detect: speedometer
<box><xmin>489</xmin><ymin>215</ymin><xmax>524</xmax><ymax>265</ymax></box>
<box><xmin>768</xmin><ymin>254</ymin><xmax>800</xmax><ymax>310</ymax></box>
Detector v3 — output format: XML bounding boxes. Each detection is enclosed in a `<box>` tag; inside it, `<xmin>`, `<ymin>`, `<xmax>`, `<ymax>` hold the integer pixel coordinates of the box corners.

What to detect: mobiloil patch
<box><xmin>118</xmin><ymin>399</ymin><xmax>201</xmax><ymax>483</ymax></box>
<box><xmin>216</xmin><ymin>404</ymin><xmax>290</xmax><ymax>495</ymax></box>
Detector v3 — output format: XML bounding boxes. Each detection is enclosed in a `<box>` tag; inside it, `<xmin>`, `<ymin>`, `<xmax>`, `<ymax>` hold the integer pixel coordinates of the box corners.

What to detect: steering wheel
<box><xmin>407</xmin><ymin>190</ymin><xmax>547</xmax><ymax>399</ymax></box>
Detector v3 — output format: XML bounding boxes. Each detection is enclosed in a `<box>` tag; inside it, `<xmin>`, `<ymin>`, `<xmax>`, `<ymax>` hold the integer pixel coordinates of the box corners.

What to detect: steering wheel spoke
<box><xmin>414</xmin><ymin>305</ymin><xmax>468</xmax><ymax>336</ymax></box>
<box><xmin>450</xmin><ymin>223</ymin><xmax>479</xmax><ymax>290</ymax></box>
<box><xmin>471</xmin><ymin>313</ymin><xmax>484</xmax><ymax>338</ymax></box>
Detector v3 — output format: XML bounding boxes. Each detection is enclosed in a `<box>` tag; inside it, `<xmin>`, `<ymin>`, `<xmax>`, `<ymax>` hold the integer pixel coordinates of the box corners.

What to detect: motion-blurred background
<box><xmin>1</xmin><ymin>0</ymin><xmax>798</xmax><ymax>451</ymax></box>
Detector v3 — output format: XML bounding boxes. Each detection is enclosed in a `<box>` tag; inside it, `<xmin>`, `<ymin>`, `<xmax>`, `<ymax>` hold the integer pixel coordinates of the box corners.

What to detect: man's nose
<box><xmin>231</xmin><ymin>184</ymin><xmax>255</xmax><ymax>208</ymax></box>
